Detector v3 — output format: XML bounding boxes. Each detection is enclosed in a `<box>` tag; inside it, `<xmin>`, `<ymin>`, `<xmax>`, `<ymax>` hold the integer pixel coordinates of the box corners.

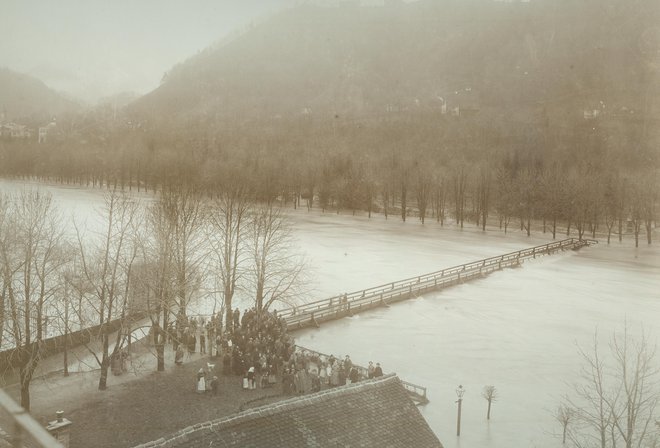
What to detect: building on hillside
<box><xmin>132</xmin><ymin>374</ymin><xmax>443</xmax><ymax>448</ymax></box>
<box><xmin>450</xmin><ymin>88</ymin><xmax>480</xmax><ymax>117</ymax></box>
<box><xmin>0</xmin><ymin>122</ymin><xmax>31</xmax><ymax>139</ymax></box>
<box><xmin>38</xmin><ymin>120</ymin><xmax>57</xmax><ymax>143</ymax></box>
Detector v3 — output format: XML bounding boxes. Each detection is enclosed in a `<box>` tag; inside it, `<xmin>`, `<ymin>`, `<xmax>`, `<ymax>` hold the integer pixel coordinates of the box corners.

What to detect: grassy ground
<box><xmin>3</xmin><ymin>341</ymin><xmax>284</xmax><ymax>448</ymax></box>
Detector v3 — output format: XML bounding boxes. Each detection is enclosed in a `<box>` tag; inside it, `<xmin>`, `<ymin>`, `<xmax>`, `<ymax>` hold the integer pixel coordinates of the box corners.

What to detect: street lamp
<box><xmin>455</xmin><ymin>385</ymin><xmax>465</xmax><ymax>436</ymax></box>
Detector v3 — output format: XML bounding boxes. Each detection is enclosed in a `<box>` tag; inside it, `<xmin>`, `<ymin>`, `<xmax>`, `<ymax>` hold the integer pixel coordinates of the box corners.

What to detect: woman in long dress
<box><xmin>196</xmin><ymin>368</ymin><xmax>206</xmax><ymax>393</ymax></box>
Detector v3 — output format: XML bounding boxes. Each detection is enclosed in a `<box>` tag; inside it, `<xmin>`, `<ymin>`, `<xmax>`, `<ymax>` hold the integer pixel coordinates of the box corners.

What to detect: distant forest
<box><xmin>0</xmin><ymin>0</ymin><xmax>657</xmax><ymax>245</ymax></box>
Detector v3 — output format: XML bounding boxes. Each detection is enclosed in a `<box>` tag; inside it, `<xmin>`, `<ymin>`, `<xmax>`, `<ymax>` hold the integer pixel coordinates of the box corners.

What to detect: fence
<box><xmin>294</xmin><ymin>345</ymin><xmax>428</xmax><ymax>404</ymax></box>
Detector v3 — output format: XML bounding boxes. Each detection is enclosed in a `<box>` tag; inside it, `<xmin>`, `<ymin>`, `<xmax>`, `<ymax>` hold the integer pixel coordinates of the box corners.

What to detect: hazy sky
<box><xmin>1</xmin><ymin>0</ymin><xmax>292</xmax><ymax>103</ymax></box>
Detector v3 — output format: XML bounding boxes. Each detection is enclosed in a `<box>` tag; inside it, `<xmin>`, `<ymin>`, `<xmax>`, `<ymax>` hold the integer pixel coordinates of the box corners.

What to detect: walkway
<box><xmin>281</xmin><ymin>238</ymin><xmax>597</xmax><ymax>330</ymax></box>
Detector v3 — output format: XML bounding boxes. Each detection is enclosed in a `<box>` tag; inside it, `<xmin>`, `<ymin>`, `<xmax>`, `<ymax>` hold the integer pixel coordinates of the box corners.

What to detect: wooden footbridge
<box><xmin>281</xmin><ymin>238</ymin><xmax>597</xmax><ymax>331</ymax></box>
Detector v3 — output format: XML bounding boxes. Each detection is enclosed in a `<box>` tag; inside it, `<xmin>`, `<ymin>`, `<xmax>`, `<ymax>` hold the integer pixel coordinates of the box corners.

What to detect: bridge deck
<box><xmin>282</xmin><ymin>238</ymin><xmax>597</xmax><ymax>331</ymax></box>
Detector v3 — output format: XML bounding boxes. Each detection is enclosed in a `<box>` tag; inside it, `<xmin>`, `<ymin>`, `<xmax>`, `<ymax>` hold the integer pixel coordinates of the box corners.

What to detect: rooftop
<box><xmin>133</xmin><ymin>374</ymin><xmax>443</xmax><ymax>448</ymax></box>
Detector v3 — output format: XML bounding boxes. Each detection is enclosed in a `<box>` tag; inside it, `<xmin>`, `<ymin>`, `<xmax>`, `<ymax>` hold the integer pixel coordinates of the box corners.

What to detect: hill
<box><xmin>130</xmin><ymin>0</ymin><xmax>659</xmax><ymax>133</ymax></box>
<box><xmin>0</xmin><ymin>67</ymin><xmax>81</xmax><ymax>124</ymax></box>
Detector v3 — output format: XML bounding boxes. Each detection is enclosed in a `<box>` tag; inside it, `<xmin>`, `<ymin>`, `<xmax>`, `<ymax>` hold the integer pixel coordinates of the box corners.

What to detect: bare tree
<box><xmin>432</xmin><ymin>173</ymin><xmax>448</xmax><ymax>226</ymax></box>
<box><xmin>415</xmin><ymin>163</ymin><xmax>432</xmax><ymax>225</ymax></box>
<box><xmin>137</xmin><ymin>185</ymin><xmax>206</xmax><ymax>371</ymax></box>
<box><xmin>495</xmin><ymin>166</ymin><xmax>514</xmax><ymax>234</ymax></box>
<box><xmin>208</xmin><ymin>187</ymin><xmax>250</xmax><ymax>330</ymax></box>
<box><xmin>247</xmin><ymin>203</ymin><xmax>306</xmax><ymax>318</ymax></box>
<box><xmin>475</xmin><ymin>164</ymin><xmax>492</xmax><ymax>231</ymax></box>
<box><xmin>74</xmin><ymin>190</ymin><xmax>142</xmax><ymax>390</ymax></box>
<box><xmin>562</xmin><ymin>326</ymin><xmax>660</xmax><ymax>448</ymax></box>
<box><xmin>136</xmin><ymin>197</ymin><xmax>176</xmax><ymax>372</ymax></box>
<box><xmin>540</xmin><ymin>165</ymin><xmax>567</xmax><ymax>240</ymax></box>
<box><xmin>452</xmin><ymin>163</ymin><xmax>468</xmax><ymax>228</ymax></box>
<box><xmin>482</xmin><ymin>385</ymin><xmax>498</xmax><ymax>420</ymax></box>
<box><xmin>166</xmin><ymin>185</ymin><xmax>206</xmax><ymax>317</ymax></box>
<box><xmin>556</xmin><ymin>405</ymin><xmax>575</xmax><ymax>445</ymax></box>
<box><xmin>0</xmin><ymin>190</ymin><xmax>68</xmax><ymax>410</ymax></box>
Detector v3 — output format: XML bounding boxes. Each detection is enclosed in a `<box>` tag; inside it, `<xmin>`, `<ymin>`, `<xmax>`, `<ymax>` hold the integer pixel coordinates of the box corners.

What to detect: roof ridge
<box><xmin>215</xmin><ymin>374</ymin><xmax>400</xmax><ymax>427</ymax></box>
<box><xmin>134</xmin><ymin>374</ymin><xmax>401</xmax><ymax>447</ymax></box>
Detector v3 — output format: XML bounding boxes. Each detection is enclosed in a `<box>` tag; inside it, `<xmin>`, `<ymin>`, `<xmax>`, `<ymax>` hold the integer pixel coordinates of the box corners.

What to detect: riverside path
<box><xmin>280</xmin><ymin>238</ymin><xmax>597</xmax><ymax>331</ymax></box>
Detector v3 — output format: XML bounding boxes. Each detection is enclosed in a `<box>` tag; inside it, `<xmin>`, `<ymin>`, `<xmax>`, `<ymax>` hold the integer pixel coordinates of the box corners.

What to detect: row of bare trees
<box><xmin>1</xmin><ymin>133</ymin><xmax>656</xmax><ymax>246</ymax></box>
<box><xmin>0</xmin><ymin>186</ymin><xmax>306</xmax><ymax>409</ymax></box>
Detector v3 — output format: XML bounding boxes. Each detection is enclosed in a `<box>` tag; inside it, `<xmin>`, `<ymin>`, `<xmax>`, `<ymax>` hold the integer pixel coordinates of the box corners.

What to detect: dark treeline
<box><xmin>0</xmin><ymin>109</ymin><xmax>656</xmax><ymax>247</ymax></box>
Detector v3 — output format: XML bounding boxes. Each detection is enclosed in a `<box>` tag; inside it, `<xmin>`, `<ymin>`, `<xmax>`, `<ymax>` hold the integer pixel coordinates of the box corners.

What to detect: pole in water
<box><xmin>455</xmin><ymin>385</ymin><xmax>465</xmax><ymax>436</ymax></box>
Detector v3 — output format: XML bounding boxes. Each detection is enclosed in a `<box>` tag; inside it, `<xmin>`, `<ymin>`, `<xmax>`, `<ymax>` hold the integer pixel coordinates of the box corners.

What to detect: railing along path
<box><xmin>282</xmin><ymin>238</ymin><xmax>597</xmax><ymax>330</ymax></box>
<box><xmin>294</xmin><ymin>345</ymin><xmax>429</xmax><ymax>405</ymax></box>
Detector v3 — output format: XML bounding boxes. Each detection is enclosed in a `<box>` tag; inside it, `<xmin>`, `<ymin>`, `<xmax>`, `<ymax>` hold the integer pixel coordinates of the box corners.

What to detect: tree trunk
<box><xmin>225</xmin><ymin>305</ymin><xmax>233</xmax><ymax>333</ymax></box>
<box><xmin>401</xmin><ymin>184</ymin><xmax>407</xmax><ymax>222</ymax></box>
<box><xmin>156</xmin><ymin>342</ymin><xmax>165</xmax><ymax>372</ymax></box>
<box><xmin>19</xmin><ymin>356</ymin><xmax>36</xmax><ymax>411</ymax></box>
<box><xmin>487</xmin><ymin>399</ymin><xmax>492</xmax><ymax>420</ymax></box>
<box><xmin>63</xmin><ymin>331</ymin><xmax>69</xmax><ymax>377</ymax></box>
<box><xmin>98</xmin><ymin>334</ymin><xmax>109</xmax><ymax>390</ymax></box>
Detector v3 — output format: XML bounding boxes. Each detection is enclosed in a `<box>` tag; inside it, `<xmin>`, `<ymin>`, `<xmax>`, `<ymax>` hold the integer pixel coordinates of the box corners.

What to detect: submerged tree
<box><xmin>555</xmin><ymin>405</ymin><xmax>575</xmax><ymax>445</ymax></box>
<box><xmin>481</xmin><ymin>385</ymin><xmax>498</xmax><ymax>420</ymax></box>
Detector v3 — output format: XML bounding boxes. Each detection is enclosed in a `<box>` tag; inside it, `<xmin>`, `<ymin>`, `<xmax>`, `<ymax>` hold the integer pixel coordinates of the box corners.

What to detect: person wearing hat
<box><xmin>374</xmin><ymin>363</ymin><xmax>383</xmax><ymax>378</ymax></box>
<box><xmin>367</xmin><ymin>361</ymin><xmax>375</xmax><ymax>379</ymax></box>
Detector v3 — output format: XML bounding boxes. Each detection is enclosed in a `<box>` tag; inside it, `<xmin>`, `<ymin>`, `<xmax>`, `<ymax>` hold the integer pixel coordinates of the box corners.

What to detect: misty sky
<box><xmin>1</xmin><ymin>0</ymin><xmax>292</xmax><ymax>103</ymax></box>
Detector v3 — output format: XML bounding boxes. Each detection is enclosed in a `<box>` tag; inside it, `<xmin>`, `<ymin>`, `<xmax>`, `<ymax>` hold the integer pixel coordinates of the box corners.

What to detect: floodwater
<box><xmin>292</xmin><ymin>214</ymin><xmax>660</xmax><ymax>448</ymax></box>
<box><xmin>1</xmin><ymin>179</ymin><xmax>659</xmax><ymax>447</ymax></box>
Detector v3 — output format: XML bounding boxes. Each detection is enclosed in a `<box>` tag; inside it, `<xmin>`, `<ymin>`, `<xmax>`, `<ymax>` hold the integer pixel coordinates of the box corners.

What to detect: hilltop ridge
<box><xmin>130</xmin><ymin>0</ymin><xmax>659</xmax><ymax>130</ymax></box>
<box><xmin>0</xmin><ymin>68</ymin><xmax>81</xmax><ymax>124</ymax></box>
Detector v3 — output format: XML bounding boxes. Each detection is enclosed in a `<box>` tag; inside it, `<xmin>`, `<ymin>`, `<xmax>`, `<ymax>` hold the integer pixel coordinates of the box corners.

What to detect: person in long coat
<box><xmin>330</xmin><ymin>363</ymin><xmax>340</xmax><ymax>387</ymax></box>
<box><xmin>349</xmin><ymin>366</ymin><xmax>359</xmax><ymax>384</ymax></box>
<box><xmin>210</xmin><ymin>376</ymin><xmax>219</xmax><ymax>396</ymax></box>
<box><xmin>175</xmin><ymin>344</ymin><xmax>184</xmax><ymax>365</ymax></box>
<box><xmin>282</xmin><ymin>368</ymin><xmax>293</xmax><ymax>394</ymax></box>
<box><xmin>196</xmin><ymin>368</ymin><xmax>206</xmax><ymax>393</ymax></box>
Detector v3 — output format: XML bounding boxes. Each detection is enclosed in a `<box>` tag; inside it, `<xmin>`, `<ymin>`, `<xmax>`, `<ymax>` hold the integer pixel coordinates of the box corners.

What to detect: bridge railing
<box><xmin>281</xmin><ymin>238</ymin><xmax>596</xmax><ymax>324</ymax></box>
<box><xmin>400</xmin><ymin>380</ymin><xmax>428</xmax><ymax>402</ymax></box>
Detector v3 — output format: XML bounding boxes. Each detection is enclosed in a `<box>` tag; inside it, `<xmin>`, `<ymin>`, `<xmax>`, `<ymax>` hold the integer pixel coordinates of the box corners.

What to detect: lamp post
<box><xmin>455</xmin><ymin>385</ymin><xmax>465</xmax><ymax>436</ymax></box>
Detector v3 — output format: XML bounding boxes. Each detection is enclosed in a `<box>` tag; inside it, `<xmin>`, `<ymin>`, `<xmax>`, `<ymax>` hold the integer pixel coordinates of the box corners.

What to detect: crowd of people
<box><xmin>281</xmin><ymin>352</ymin><xmax>384</xmax><ymax>395</ymax></box>
<box><xmin>171</xmin><ymin>311</ymin><xmax>223</xmax><ymax>365</ymax></box>
<box><xmin>166</xmin><ymin>307</ymin><xmax>384</xmax><ymax>397</ymax></box>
